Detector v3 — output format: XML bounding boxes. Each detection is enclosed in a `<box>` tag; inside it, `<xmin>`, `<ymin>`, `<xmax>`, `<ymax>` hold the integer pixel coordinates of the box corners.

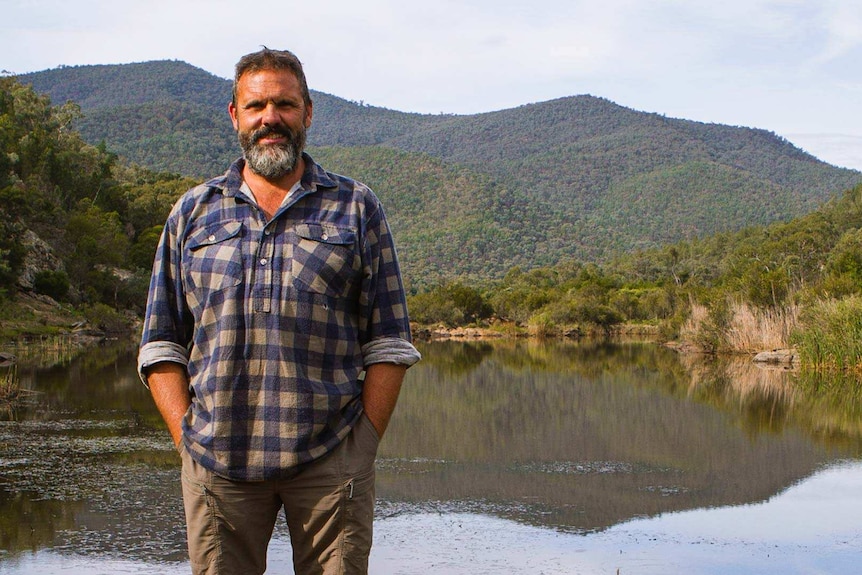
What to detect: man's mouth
<box><xmin>258</xmin><ymin>135</ymin><xmax>285</xmax><ymax>145</ymax></box>
<box><xmin>253</xmin><ymin>127</ymin><xmax>290</xmax><ymax>146</ymax></box>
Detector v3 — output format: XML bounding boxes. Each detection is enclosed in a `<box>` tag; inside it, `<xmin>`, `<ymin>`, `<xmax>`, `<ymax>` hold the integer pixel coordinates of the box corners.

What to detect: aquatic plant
<box><xmin>792</xmin><ymin>296</ymin><xmax>862</xmax><ymax>372</ymax></box>
<box><xmin>681</xmin><ymin>299</ymin><xmax>798</xmax><ymax>354</ymax></box>
<box><xmin>1</xmin><ymin>364</ymin><xmax>20</xmax><ymax>404</ymax></box>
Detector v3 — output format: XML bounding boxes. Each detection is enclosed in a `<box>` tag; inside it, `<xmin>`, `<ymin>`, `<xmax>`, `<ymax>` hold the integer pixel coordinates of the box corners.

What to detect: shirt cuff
<box><xmin>137</xmin><ymin>341</ymin><xmax>190</xmax><ymax>387</ymax></box>
<box><xmin>362</xmin><ymin>337</ymin><xmax>421</xmax><ymax>367</ymax></box>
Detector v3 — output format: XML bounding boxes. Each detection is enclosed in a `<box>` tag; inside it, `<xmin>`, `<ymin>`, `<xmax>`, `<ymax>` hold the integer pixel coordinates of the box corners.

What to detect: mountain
<box><xmin>18</xmin><ymin>61</ymin><xmax>862</xmax><ymax>288</ymax></box>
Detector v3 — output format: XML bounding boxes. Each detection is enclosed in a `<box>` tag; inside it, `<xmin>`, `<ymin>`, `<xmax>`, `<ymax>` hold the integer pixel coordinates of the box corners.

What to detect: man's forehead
<box><xmin>236</xmin><ymin>69</ymin><xmax>302</xmax><ymax>95</ymax></box>
<box><xmin>238</xmin><ymin>67</ymin><xmax>300</xmax><ymax>84</ymax></box>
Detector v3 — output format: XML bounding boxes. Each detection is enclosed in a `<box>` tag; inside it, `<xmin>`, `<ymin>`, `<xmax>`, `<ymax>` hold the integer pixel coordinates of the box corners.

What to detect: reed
<box><xmin>681</xmin><ymin>299</ymin><xmax>798</xmax><ymax>354</ymax></box>
<box><xmin>9</xmin><ymin>335</ymin><xmax>79</xmax><ymax>368</ymax></box>
<box><xmin>725</xmin><ymin>301</ymin><xmax>798</xmax><ymax>353</ymax></box>
<box><xmin>0</xmin><ymin>365</ymin><xmax>19</xmax><ymax>404</ymax></box>
<box><xmin>792</xmin><ymin>296</ymin><xmax>862</xmax><ymax>372</ymax></box>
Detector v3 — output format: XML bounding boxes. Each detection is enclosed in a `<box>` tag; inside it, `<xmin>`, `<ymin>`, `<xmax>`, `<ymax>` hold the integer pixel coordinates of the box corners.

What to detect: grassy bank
<box><xmin>0</xmin><ymin>292</ymin><xmax>136</xmax><ymax>340</ymax></box>
<box><xmin>0</xmin><ymin>292</ymin><xmax>85</xmax><ymax>339</ymax></box>
<box><xmin>676</xmin><ymin>295</ymin><xmax>862</xmax><ymax>373</ymax></box>
<box><xmin>792</xmin><ymin>296</ymin><xmax>862</xmax><ymax>372</ymax></box>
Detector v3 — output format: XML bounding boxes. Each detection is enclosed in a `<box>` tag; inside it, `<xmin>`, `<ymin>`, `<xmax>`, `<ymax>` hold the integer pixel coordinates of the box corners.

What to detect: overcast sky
<box><xmin>3</xmin><ymin>0</ymin><xmax>862</xmax><ymax>170</ymax></box>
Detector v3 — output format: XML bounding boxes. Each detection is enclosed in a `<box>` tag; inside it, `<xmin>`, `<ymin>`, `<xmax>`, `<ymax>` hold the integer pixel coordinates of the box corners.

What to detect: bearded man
<box><xmin>138</xmin><ymin>48</ymin><xmax>420</xmax><ymax>575</ymax></box>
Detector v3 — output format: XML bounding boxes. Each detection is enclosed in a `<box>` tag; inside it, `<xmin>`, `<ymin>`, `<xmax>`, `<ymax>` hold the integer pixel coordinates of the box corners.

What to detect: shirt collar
<box><xmin>216</xmin><ymin>152</ymin><xmax>339</xmax><ymax>198</ymax></box>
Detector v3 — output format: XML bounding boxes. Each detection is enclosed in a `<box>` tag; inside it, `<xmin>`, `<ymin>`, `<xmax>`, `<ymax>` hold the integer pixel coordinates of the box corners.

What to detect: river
<box><xmin>1</xmin><ymin>337</ymin><xmax>860</xmax><ymax>574</ymax></box>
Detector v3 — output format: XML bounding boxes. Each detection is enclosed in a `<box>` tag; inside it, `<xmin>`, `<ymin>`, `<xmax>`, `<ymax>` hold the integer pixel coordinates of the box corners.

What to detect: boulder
<box><xmin>16</xmin><ymin>229</ymin><xmax>64</xmax><ymax>290</ymax></box>
<box><xmin>753</xmin><ymin>349</ymin><xmax>797</xmax><ymax>365</ymax></box>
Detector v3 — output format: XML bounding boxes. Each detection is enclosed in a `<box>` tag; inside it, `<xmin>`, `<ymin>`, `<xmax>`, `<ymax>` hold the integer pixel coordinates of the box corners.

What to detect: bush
<box><xmin>33</xmin><ymin>270</ymin><xmax>70</xmax><ymax>301</ymax></box>
<box><xmin>408</xmin><ymin>281</ymin><xmax>492</xmax><ymax>326</ymax></box>
<box><xmin>792</xmin><ymin>296</ymin><xmax>862</xmax><ymax>371</ymax></box>
<box><xmin>83</xmin><ymin>302</ymin><xmax>130</xmax><ymax>334</ymax></box>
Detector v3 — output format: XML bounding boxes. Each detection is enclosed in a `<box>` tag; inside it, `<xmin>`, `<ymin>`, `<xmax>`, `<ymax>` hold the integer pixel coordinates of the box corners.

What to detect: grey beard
<box><xmin>240</xmin><ymin>126</ymin><xmax>306</xmax><ymax>180</ymax></box>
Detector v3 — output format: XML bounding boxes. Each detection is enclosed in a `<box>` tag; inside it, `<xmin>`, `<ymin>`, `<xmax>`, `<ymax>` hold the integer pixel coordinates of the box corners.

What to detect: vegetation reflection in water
<box><xmin>1</xmin><ymin>337</ymin><xmax>861</xmax><ymax>566</ymax></box>
<box><xmin>377</xmin><ymin>339</ymin><xmax>862</xmax><ymax>534</ymax></box>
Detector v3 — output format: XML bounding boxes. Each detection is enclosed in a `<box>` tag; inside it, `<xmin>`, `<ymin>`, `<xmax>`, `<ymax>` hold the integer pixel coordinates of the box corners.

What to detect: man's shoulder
<box><xmin>304</xmin><ymin>154</ymin><xmax>367</xmax><ymax>192</ymax></box>
<box><xmin>172</xmin><ymin>177</ymin><xmax>225</xmax><ymax>213</ymax></box>
<box><xmin>171</xmin><ymin>162</ymin><xmax>240</xmax><ymax>213</ymax></box>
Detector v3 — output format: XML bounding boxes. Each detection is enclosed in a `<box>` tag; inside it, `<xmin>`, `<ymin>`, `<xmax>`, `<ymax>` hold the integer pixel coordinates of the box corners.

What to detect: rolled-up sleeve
<box><xmin>137</xmin><ymin>207</ymin><xmax>192</xmax><ymax>386</ymax></box>
<box><xmin>358</xmin><ymin>199</ymin><xmax>420</xmax><ymax>368</ymax></box>
<box><xmin>138</xmin><ymin>341</ymin><xmax>190</xmax><ymax>387</ymax></box>
<box><xmin>361</xmin><ymin>336</ymin><xmax>420</xmax><ymax>367</ymax></box>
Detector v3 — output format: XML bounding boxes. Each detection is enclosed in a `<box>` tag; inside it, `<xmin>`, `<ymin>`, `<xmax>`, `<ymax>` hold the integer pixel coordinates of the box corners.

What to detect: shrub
<box><xmin>408</xmin><ymin>281</ymin><xmax>491</xmax><ymax>326</ymax></box>
<box><xmin>83</xmin><ymin>303</ymin><xmax>130</xmax><ymax>334</ymax></box>
<box><xmin>33</xmin><ymin>270</ymin><xmax>70</xmax><ymax>301</ymax></box>
<box><xmin>792</xmin><ymin>296</ymin><xmax>862</xmax><ymax>371</ymax></box>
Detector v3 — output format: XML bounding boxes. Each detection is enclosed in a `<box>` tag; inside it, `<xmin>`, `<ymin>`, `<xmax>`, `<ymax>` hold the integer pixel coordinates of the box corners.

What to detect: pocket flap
<box><xmin>295</xmin><ymin>223</ymin><xmax>356</xmax><ymax>245</ymax></box>
<box><xmin>187</xmin><ymin>222</ymin><xmax>243</xmax><ymax>250</ymax></box>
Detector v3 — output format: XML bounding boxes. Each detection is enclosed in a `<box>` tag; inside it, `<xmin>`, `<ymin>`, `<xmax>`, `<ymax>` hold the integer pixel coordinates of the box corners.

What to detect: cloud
<box><xmin>3</xmin><ymin>0</ymin><xmax>862</xmax><ymax>167</ymax></box>
<box><xmin>811</xmin><ymin>1</ymin><xmax>862</xmax><ymax>64</ymax></box>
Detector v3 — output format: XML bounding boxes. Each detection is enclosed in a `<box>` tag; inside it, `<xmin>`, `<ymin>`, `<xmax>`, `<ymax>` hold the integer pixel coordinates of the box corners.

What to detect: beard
<box><xmin>239</xmin><ymin>123</ymin><xmax>306</xmax><ymax>180</ymax></box>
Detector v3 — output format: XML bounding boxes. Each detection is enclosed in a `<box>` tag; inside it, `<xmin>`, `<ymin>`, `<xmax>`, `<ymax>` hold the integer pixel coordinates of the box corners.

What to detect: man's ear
<box><xmin>228</xmin><ymin>102</ymin><xmax>239</xmax><ymax>131</ymax></box>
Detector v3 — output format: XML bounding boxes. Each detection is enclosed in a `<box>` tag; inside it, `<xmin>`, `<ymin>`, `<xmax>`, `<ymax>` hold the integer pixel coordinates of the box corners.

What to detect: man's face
<box><xmin>229</xmin><ymin>68</ymin><xmax>313</xmax><ymax>180</ymax></box>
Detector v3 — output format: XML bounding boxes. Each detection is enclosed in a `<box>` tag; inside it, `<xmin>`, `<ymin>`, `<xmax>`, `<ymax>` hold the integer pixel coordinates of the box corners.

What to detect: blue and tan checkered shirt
<box><xmin>138</xmin><ymin>154</ymin><xmax>420</xmax><ymax>481</ymax></box>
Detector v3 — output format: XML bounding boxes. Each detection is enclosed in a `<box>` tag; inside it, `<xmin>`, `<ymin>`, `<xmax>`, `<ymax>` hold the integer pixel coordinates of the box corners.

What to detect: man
<box><xmin>138</xmin><ymin>48</ymin><xmax>420</xmax><ymax>575</ymax></box>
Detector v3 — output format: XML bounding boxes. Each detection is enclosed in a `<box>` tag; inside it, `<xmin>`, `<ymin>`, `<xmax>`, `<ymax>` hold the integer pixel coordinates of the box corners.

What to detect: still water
<box><xmin>1</xmin><ymin>337</ymin><xmax>861</xmax><ymax>574</ymax></box>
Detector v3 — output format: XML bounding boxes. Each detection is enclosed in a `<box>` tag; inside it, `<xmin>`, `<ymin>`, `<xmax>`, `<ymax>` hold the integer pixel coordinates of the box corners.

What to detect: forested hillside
<box><xmin>17</xmin><ymin>60</ymin><xmax>862</xmax><ymax>288</ymax></box>
<box><xmin>4</xmin><ymin>72</ymin><xmax>862</xmax><ymax>370</ymax></box>
<box><xmin>0</xmin><ymin>76</ymin><xmax>197</xmax><ymax>335</ymax></box>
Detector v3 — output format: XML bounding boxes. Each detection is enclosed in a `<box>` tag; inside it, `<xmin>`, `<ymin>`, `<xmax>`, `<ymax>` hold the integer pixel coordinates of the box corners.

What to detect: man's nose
<box><xmin>262</xmin><ymin>103</ymin><xmax>281</xmax><ymax>125</ymax></box>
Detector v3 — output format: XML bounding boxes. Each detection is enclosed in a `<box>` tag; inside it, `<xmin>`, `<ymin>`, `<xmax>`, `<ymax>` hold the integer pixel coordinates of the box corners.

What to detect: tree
<box><xmin>64</xmin><ymin>199</ymin><xmax>130</xmax><ymax>302</ymax></box>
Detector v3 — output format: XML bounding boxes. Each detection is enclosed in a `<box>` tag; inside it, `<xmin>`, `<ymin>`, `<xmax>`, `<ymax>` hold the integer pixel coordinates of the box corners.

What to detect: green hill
<box><xmin>18</xmin><ymin>60</ymin><xmax>862</xmax><ymax>287</ymax></box>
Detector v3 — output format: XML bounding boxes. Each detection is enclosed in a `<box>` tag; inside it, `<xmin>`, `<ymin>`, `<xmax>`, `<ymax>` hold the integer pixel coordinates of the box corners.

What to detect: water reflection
<box><xmin>1</xmin><ymin>338</ymin><xmax>861</xmax><ymax>569</ymax></box>
<box><xmin>378</xmin><ymin>340</ymin><xmax>862</xmax><ymax>534</ymax></box>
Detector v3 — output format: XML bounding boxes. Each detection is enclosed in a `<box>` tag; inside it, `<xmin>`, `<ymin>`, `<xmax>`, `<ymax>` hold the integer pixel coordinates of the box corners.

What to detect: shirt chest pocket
<box><xmin>184</xmin><ymin>222</ymin><xmax>244</xmax><ymax>295</ymax></box>
<box><xmin>291</xmin><ymin>223</ymin><xmax>360</xmax><ymax>298</ymax></box>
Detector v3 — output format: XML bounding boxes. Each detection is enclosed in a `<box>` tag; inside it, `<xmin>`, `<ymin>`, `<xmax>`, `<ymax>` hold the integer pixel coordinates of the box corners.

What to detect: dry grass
<box><xmin>679</xmin><ymin>303</ymin><xmax>709</xmax><ymax>344</ymax></box>
<box><xmin>724</xmin><ymin>302</ymin><xmax>799</xmax><ymax>353</ymax></box>
<box><xmin>681</xmin><ymin>300</ymin><xmax>799</xmax><ymax>354</ymax></box>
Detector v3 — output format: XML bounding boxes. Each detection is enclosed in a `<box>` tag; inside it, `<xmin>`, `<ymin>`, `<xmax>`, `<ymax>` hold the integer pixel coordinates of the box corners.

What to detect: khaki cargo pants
<box><xmin>180</xmin><ymin>414</ymin><xmax>379</xmax><ymax>575</ymax></box>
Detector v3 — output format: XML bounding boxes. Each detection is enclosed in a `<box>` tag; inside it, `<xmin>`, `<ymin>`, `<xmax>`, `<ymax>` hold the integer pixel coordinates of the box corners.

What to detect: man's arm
<box><xmin>146</xmin><ymin>362</ymin><xmax>192</xmax><ymax>449</ymax></box>
<box><xmin>361</xmin><ymin>362</ymin><xmax>408</xmax><ymax>438</ymax></box>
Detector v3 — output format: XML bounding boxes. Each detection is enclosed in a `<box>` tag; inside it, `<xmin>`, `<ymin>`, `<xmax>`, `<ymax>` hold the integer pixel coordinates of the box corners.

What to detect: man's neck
<box><xmin>242</xmin><ymin>155</ymin><xmax>306</xmax><ymax>219</ymax></box>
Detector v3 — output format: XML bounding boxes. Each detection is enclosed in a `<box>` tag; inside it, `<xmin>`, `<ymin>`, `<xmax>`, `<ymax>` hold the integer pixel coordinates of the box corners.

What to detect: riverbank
<box><xmin>0</xmin><ymin>291</ymin><xmax>137</xmax><ymax>342</ymax></box>
<box><xmin>0</xmin><ymin>292</ymin><xmax>826</xmax><ymax>371</ymax></box>
<box><xmin>415</xmin><ymin>321</ymin><xmax>803</xmax><ymax>371</ymax></box>
<box><xmin>0</xmin><ymin>291</ymin><xmax>88</xmax><ymax>339</ymax></box>
<box><xmin>414</xmin><ymin>321</ymin><xmax>662</xmax><ymax>340</ymax></box>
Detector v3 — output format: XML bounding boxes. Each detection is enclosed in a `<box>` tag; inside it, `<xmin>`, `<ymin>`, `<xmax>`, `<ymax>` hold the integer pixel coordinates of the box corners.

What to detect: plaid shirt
<box><xmin>138</xmin><ymin>154</ymin><xmax>420</xmax><ymax>481</ymax></box>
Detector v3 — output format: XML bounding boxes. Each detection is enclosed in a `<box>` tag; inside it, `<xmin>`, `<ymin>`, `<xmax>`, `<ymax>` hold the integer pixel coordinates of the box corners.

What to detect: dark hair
<box><xmin>232</xmin><ymin>47</ymin><xmax>312</xmax><ymax>107</ymax></box>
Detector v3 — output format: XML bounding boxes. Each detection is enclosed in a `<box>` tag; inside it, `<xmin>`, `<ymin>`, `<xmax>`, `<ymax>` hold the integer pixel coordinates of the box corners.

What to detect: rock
<box><xmin>753</xmin><ymin>349</ymin><xmax>797</xmax><ymax>364</ymax></box>
<box><xmin>17</xmin><ymin>230</ymin><xmax>65</xmax><ymax>290</ymax></box>
<box><xmin>0</xmin><ymin>351</ymin><xmax>16</xmax><ymax>366</ymax></box>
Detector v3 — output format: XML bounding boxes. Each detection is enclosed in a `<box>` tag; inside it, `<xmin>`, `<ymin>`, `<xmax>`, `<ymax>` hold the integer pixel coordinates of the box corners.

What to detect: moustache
<box><xmin>250</xmin><ymin>125</ymin><xmax>294</xmax><ymax>145</ymax></box>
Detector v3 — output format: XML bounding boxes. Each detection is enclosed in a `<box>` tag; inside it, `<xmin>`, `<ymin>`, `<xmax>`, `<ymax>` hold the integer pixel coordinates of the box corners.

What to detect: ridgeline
<box><xmin>19</xmin><ymin>61</ymin><xmax>862</xmax><ymax>290</ymax></box>
<box><xmin>5</xmin><ymin>63</ymin><xmax>862</xmax><ymax>369</ymax></box>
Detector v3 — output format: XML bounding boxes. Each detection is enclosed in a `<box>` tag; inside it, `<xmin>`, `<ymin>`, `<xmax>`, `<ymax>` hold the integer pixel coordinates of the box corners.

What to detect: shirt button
<box><xmin>260</xmin><ymin>258</ymin><xmax>268</xmax><ymax>266</ymax></box>
<box><xmin>208</xmin><ymin>235</ymin><xmax>216</xmax><ymax>242</ymax></box>
<box><xmin>265</xmin><ymin>229</ymin><xmax>272</xmax><ymax>236</ymax></box>
<box><xmin>321</xmin><ymin>233</ymin><xmax>329</xmax><ymax>241</ymax></box>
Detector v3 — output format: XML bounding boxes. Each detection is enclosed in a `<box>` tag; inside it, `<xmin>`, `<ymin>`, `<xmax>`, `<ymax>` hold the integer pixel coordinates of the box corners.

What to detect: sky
<box><xmin>3</xmin><ymin>0</ymin><xmax>862</xmax><ymax>171</ymax></box>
